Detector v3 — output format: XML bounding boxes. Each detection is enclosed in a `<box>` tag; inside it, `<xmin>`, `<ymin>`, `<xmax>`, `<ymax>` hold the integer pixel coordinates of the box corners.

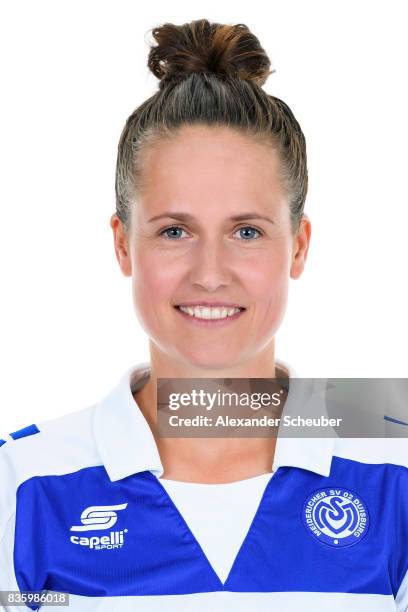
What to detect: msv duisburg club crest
<box><xmin>302</xmin><ymin>487</ymin><xmax>369</xmax><ymax>547</ymax></box>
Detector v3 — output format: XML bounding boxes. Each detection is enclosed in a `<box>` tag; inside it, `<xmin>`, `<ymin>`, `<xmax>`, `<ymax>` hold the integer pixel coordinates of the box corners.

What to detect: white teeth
<box><xmin>178</xmin><ymin>306</ymin><xmax>242</xmax><ymax>319</ymax></box>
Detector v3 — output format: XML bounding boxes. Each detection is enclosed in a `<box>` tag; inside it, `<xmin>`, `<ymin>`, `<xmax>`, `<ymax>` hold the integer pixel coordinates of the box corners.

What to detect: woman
<box><xmin>1</xmin><ymin>18</ymin><xmax>407</xmax><ymax>612</ymax></box>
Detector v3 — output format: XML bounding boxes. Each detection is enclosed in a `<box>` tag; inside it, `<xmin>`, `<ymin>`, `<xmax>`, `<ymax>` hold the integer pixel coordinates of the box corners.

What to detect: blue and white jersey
<box><xmin>1</xmin><ymin>361</ymin><xmax>407</xmax><ymax>611</ymax></box>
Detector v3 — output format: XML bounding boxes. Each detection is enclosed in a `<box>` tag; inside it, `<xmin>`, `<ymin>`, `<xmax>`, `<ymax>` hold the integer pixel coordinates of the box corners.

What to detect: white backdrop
<box><xmin>1</xmin><ymin>1</ymin><xmax>407</xmax><ymax>434</ymax></box>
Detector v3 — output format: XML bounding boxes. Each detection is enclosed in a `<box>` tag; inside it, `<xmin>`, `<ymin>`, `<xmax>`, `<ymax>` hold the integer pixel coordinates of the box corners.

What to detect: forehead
<box><xmin>136</xmin><ymin>125</ymin><xmax>286</xmax><ymax>215</ymax></box>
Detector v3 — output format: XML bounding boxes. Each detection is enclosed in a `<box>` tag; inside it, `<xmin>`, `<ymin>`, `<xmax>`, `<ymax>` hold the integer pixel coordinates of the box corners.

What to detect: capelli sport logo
<box><xmin>70</xmin><ymin>503</ymin><xmax>128</xmax><ymax>550</ymax></box>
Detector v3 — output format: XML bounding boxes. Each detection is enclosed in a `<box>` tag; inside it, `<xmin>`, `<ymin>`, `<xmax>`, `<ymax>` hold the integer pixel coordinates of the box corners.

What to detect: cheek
<box><xmin>132</xmin><ymin>249</ymin><xmax>183</xmax><ymax>316</ymax></box>
<box><xmin>242</xmin><ymin>247</ymin><xmax>290</xmax><ymax>301</ymax></box>
<box><xmin>241</xmin><ymin>248</ymin><xmax>291</xmax><ymax>336</ymax></box>
<box><xmin>137</xmin><ymin>263</ymin><xmax>171</xmax><ymax>298</ymax></box>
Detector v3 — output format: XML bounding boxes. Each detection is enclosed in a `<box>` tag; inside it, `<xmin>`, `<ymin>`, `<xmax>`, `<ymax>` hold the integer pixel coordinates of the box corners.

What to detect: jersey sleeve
<box><xmin>0</xmin><ymin>444</ymin><xmax>38</xmax><ymax>611</ymax></box>
<box><xmin>394</xmin><ymin>465</ymin><xmax>408</xmax><ymax>612</ymax></box>
<box><xmin>0</xmin><ymin>513</ymin><xmax>30</xmax><ymax>611</ymax></box>
<box><xmin>396</xmin><ymin>569</ymin><xmax>408</xmax><ymax>612</ymax></box>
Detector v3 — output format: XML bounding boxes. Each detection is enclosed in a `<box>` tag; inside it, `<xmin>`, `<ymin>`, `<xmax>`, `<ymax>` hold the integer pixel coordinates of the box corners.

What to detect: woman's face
<box><xmin>111</xmin><ymin>125</ymin><xmax>310</xmax><ymax>370</ymax></box>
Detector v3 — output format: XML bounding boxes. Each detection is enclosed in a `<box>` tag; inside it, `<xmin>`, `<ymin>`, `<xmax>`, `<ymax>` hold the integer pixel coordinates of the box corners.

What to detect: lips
<box><xmin>175</xmin><ymin>306</ymin><xmax>246</xmax><ymax>329</ymax></box>
<box><xmin>175</xmin><ymin>301</ymin><xmax>245</xmax><ymax>309</ymax></box>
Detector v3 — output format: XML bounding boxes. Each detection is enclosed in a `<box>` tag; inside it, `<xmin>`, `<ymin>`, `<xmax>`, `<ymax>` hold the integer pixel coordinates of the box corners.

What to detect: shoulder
<box><xmin>331</xmin><ymin>438</ymin><xmax>408</xmax><ymax>516</ymax></box>
<box><xmin>0</xmin><ymin>402</ymin><xmax>103</xmax><ymax>537</ymax></box>
<box><xmin>333</xmin><ymin>437</ymin><xmax>408</xmax><ymax>471</ymax></box>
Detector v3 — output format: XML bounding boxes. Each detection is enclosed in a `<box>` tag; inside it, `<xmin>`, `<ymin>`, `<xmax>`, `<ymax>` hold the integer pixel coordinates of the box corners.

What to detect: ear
<box><xmin>290</xmin><ymin>214</ymin><xmax>311</xmax><ymax>280</ymax></box>
<box><xmin>110</xmin><ymin>213</ymin><xmax>132</xmax><ymax>277</ymax></box>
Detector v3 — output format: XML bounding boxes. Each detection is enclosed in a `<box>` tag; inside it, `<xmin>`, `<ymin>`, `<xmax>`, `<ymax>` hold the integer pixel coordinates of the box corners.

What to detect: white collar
<box><xmin>93</xmin><ymin>360</ymin><xmax>336</xmax><ymax>482</ymax></box>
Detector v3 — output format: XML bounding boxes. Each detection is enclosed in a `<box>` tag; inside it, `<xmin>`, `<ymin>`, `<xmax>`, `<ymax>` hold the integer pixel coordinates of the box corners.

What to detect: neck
<box><xmin>132</xmin><ymin>344</ymin><xmax>287</xmax><ymax>483</ymax></box>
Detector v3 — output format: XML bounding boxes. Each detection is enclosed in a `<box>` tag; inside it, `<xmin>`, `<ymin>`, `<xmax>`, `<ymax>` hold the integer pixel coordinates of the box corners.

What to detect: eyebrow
<box><xmin>147</xmin><ymin>212</ymin><xmax>275</xmax><ymax>224</ymax></box>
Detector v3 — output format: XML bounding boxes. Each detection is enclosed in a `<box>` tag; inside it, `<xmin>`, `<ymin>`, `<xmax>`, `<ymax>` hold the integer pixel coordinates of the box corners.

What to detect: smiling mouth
<box><xmin>174</xmin><ymin>304</ymin><xmax>246</xmax><ymax>322</ymax></box>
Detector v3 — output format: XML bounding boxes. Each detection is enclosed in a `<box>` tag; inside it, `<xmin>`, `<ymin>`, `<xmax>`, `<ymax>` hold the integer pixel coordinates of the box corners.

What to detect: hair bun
<box><xmin>147</xmin><ymin>19</ymin><xmax>273</xmax><ymax>88</ymax></box>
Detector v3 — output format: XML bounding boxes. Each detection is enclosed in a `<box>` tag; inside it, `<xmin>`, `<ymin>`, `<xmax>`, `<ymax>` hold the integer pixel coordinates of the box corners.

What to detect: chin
<box><xmin>177</xmin><ymin>348</ymin><xmax>242</xmax><ymax>371</ymax></box>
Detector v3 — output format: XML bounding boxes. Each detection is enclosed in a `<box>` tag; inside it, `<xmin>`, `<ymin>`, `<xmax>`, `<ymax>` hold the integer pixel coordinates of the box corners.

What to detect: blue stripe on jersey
<box><xmin>0</xmin><ymin>438</ymin><xmax>6</xmax><ymax>447</ymax></box>
<box><xmin>384</xmin><ymin>415</ymin><xmax>408</xmax><ymax>426</ymax></box>
<box><xmin>13</xmin><ymin>457</ymin><xmax>408</xmax><ymax>601</ymax></box>
<box><xmin>9</xmin><ymin>423</ymin><xmax>40</xmax><ymax>440</ymax></box>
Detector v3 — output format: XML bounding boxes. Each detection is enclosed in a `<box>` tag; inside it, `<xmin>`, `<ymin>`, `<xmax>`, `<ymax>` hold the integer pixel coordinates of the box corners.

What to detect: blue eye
<box><xmin>234</xmin><ymin>226</ymin><xmax>262</xmax><ymax>240</ymax></box>
<box><xmin>160</xmin><ymin>226</ymin><xmax>188</xmax><ymax>240</ymax></box>
<box><xmin>159</xmin><ymin>225</ymin><xmax>262</xmax><ymax>241</ymax></box>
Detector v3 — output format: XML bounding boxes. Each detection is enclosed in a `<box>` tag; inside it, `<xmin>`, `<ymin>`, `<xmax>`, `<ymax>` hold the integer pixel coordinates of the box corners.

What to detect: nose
<box><xmin>188</xmin><ymin>237</ymin><xmax>232</xmax><ymax>292</ymax></box>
